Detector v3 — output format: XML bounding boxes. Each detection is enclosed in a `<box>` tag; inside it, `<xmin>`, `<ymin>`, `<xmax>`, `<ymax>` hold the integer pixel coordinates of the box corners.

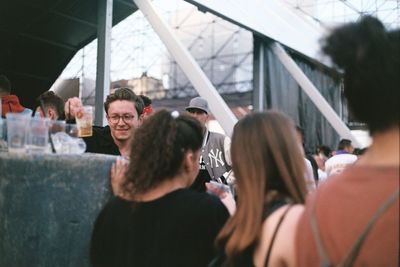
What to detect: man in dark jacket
<box><xmin>64</xmin><ymin>88</ymin><xmax>144</xmax><ymax>157</ymax></box>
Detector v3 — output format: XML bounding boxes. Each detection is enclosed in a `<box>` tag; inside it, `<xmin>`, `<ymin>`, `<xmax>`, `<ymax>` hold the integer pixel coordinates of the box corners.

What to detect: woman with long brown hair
<box><xmin>210</xmin><ymin>110</ymin><xmax>307</xmax><ymax>267</ymax></box>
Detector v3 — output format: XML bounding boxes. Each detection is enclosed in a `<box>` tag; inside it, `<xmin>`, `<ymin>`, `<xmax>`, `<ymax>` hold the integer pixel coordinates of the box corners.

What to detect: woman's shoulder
<box><xmin>254</xmin><ymin>204</ymin><xmax>304</xmax><ymax>267</ymax></box>
<box><xmin>260</xmin><ymin>204</ymin><xmax>303</xmax><ymax>240</ymax></box>
<box><xmin>175</xmin><ymin>188</ymin><xmax>223</xmax><ymax>202</ymax></box>
<box><xmin>96</xmin><ymin>197</ymin><xmax>133</xmax><ymax>221</ymax></box>
<box><xmin>175</xmin><ymin>189</ymin><xmax>230</xmax><ymax>222</ymax></box>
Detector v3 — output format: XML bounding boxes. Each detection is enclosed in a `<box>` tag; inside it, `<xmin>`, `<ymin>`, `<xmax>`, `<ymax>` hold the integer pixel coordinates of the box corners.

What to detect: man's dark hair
<box><xmin>37</xmin><ymin>91</ymin><xmax>65</xmax><ymax>120</ymax></box>
<box><xmin>353</xmin><ymin>147</ymin><xmax>368</xmax><ymax>156</ymax></box>
<box><xmin>139</xmin><ymin>95</ymin><xmax>152</xmax><ymax>107</ymax></box>
<box><xmin>338</xmin><ymin>139</ymin><xmax>352</xmax><ymax>150</ymax></box>
<box><xmin>104</xmin><ymin>88</ymin><xmax>144</xmax><ymax>116</ymax></box>
<box><xmin>322</xmin><ymin>16</ymin><xmax>400</xmax><ymax>133</ymax></box>
<box><xmin>316</xmin><ymin>145</ymin><xmax>332</xmax><ymax>158</ymax></box>
<box><xmin>0</xmin><ymin>74</ymin><xmax>11</xmax><ymax>93</ymax></box>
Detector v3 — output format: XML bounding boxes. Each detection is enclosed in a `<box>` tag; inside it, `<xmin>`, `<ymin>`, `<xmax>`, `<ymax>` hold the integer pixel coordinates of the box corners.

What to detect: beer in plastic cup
<box><xmin>75</xmin><ymin>106</ymin><xmax>93</xmax><ymax>137</ymax></box>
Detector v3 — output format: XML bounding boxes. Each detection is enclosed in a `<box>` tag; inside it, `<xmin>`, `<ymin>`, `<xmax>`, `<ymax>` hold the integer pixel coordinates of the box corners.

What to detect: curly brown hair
<box><xmin>123</xmin><ymin>109</ymin><xmax>203</xmax><ymax>195</ymax></box>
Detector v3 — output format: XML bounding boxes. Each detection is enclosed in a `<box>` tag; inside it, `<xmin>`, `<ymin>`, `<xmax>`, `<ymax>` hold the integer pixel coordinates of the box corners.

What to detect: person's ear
<box><xmin>47</xmin><ymin>107</ymin><xmax>57</xmax><ymax>120</ymax></box>
<box><xmin>183</xmin><ymin>151</ymin><xmax>196</xmax><ymax>172</ymax></box>
<box><xmin>138</xmin><ymin>114</ymin><xmax>144</xmax><ymax>125</ymax></box>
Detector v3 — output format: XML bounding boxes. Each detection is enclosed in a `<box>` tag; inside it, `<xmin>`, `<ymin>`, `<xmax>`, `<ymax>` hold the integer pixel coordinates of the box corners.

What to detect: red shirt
<box><xmin>1</xmin><ymin>95</ymin><xmax>25</xmax><ymax>117</ymax></box>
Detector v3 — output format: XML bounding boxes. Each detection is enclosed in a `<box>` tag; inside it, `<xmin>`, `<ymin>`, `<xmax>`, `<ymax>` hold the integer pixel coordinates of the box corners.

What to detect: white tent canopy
<box><xmin>186</xmin><ymin>0</ymin><xmax>330</xmax><ymax>67</ymax></box>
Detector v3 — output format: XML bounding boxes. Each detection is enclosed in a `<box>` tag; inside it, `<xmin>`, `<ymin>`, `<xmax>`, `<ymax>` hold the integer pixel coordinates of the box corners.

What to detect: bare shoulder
<box><xmin>264</xmin><ymin>204</ymin><xmax>304</xmax><ymax>228</ymax></box>
<box><xmin>285</xmin><ymin>204</ymin><xmax>304</xmax><ymax>223</ymax></box>
<box><xmin>254</xmin><ymin>204</ymin><xmax>304</xmax><ymax>267</ymax></box>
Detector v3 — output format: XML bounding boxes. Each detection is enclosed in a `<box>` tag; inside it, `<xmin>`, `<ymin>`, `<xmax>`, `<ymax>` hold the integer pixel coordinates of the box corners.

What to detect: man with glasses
<box><xmin>64</xmin><ymin>88</ymin><xmax>144</xmax><ymax>157</ymax></box>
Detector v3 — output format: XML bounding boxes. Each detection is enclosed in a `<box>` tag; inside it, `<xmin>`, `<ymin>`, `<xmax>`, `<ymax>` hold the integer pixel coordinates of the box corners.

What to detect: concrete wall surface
<box><xmin>0</xmin><ymin>152</ymin><xmax>117</xmax><ymax>267</ymax></box>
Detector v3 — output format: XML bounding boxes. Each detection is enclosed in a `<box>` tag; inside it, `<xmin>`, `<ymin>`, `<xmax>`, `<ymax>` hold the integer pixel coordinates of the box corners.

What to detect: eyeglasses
<box><xmin>108</xmin><ymin>114</ymin><xmax>135</xmax><ymax>124</ymax></box>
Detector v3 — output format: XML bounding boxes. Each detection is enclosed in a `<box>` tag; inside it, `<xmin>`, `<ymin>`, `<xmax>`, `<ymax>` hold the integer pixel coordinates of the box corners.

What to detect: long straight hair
<box><xmin>216</xmin><ymin>111</ymin><xmax>307</xmax><ymax>261</ymax></box>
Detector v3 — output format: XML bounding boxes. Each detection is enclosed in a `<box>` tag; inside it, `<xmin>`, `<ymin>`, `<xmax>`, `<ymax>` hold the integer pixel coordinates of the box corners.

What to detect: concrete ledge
<box><xmin>0</xmin><ymin>152</ymin><xmax>117</xmax><ymax>267</ymax></box>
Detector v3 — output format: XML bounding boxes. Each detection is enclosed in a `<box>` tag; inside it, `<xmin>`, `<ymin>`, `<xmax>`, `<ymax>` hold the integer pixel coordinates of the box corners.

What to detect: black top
<box><xmin>190</xmin><ymin>170</ymin><xmax>211</xmax><ymax>192</ymax></box>
<box><xmin>91</xmin><ymin>189</ymin><xmax>229</xmax><ymax>267</ymax></box>
<box><xmin>190</xmin><ymin>149</ymin><xmax>212</xmax><ymax>192</ymax></box>
<box><xmin>83</xmin><ymin>126</ymin><xmax>120</xmax><ymax>155</ymax></box>
<box><xmin>209</xmin><ymin>199</ymin><xmax>288</xmax><ymax>267</ymax></box>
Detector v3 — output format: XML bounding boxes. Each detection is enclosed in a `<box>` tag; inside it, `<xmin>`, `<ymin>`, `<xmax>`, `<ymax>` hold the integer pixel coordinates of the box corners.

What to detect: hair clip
<box><xmin>171</xmin><ymin>110</ymin><xmax>179</xmax><ymax>118</ymax></box>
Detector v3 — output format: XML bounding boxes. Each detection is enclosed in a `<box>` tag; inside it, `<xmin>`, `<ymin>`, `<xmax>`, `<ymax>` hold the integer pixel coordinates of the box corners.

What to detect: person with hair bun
<box><xmin>296</xmin><ymin>16</ymin><xmax>399</xmax><ymax>267</ymax></box>
<box><xmin>90</xmin><ymin>110</ymin><xmax>229</xmax><ymax>267</ymax></box>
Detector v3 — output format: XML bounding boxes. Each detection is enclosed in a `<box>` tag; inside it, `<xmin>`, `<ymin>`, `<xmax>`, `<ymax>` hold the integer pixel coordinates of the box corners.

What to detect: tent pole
<box><xmin>253</xmin><ymin>37</ymin><xmax>267</xmax><ymax>111</ymax></box>
<box><xmin>94</xmin><ymin>0</ymin><xmax>113</xmax><ymax>126</ymax></box>
<box><xmin>133</xmin><ymin>0</ymin><xmax>237</xmax><ymax>136</ymax></box>
<box><xmin>271</xmin><ymin>42</ymin><xmax>361</xmax><ymax>147</ymax></box>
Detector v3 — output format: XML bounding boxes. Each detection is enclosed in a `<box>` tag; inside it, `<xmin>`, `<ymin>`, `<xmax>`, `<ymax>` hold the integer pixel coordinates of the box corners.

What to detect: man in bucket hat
<box><xmin>186</xmin><ymin>97</ymin><xmax>232</xmax><ymax>192</ymax></box>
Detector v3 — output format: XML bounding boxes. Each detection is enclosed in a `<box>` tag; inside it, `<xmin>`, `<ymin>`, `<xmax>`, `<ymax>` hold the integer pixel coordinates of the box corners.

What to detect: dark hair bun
<box><xmin>322</xmin><ymin>16</ymin><xmax>399</xmax><ymax>133</ymax></box>
<box><xmin>323</xmin><ymin>16</ymin><xmax>387</xmax><ymax>69</ymax></box>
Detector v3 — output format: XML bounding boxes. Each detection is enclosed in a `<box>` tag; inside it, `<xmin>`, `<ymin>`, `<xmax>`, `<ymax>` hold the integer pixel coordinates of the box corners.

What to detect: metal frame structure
<box><xmin>283</xmin><ymin>0</ymin><xmax>400</xmax><ymax>29</ymax></box>
<box><xmin>74</xmin><ymin>0</ymin><xmax>252</xmax><ymax>102</ymax></box>
<box><xmin>270</xmin><ymin>43</ymin><xmax>360</xmax><ymax>146</ymax></box>
<box><xmin>95</xmin><ymin>0</ymin><xmax>113</xmax><ymax>126</ymax></box>
<box><xmin>133</xmin><ymin>0</ymin><xmax>237</xmax><ymax>135</ymax></box>
<box><xmin>83</xmin><ymin>0</ymin><xmax>397</xmax><ymax>141</ymax></box>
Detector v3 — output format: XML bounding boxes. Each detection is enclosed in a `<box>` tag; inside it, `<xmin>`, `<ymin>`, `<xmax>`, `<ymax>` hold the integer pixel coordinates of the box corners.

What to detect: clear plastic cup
<box><xmin>26</xmin><ymin>117</ymin><xmax>50</xmax><ymax>153</ymax></box>
<box><xmin>6</xmin><ymin>112</ymin><xmax>32</xmax><ymax>153</ymax></box>
<box><xmin>75</xmin><ymin>106</ymin><xmax>93</xmax><ymax>137</ymax></box>
<box><xmin>65</xmin><ymin>123</ymin><xmax>79</xmax><ymax>138</ymax></box>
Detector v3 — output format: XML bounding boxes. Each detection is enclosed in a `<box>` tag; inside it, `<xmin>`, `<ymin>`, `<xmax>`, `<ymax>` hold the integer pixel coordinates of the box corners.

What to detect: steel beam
<box><xmin>94</xmin><ymin>0</ymin><xmax>113</xmax><ymax>126</ymax></box>
<box><xmin>19</xmin><ymin>33</ymin><xmax>76</xmax><ymax>51</ymax></box>
<box><xmin>271</xmin><ymin>42</ymin><xmax>361</xmax><ymax>147</ymax></box>
<box><xmin>253</xmin><ymin>38</ymin><xmax>268</xmax><ymax>111</ymax></box>
<box><xmin>133</xmin><ymin>0</ymin><xmax>237</xmax><ymax>136</ymax></box>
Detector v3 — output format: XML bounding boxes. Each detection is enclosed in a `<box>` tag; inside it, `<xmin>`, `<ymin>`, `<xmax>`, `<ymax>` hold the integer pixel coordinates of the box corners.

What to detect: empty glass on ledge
<box><xmin>6</xmin><ymin>112</ymin><xmax>32</xmax><ymax>153</ymax></box>
<box><xmin>26</xmin><ymin>117</ymin><xmax>50</xmax><ymax>153</ymax></box>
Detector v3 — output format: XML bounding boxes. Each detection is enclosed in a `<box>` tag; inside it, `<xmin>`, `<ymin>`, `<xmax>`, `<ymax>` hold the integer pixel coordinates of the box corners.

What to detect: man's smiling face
<box><xmin>107</xmin><ymin>100</ymin><xmax>142</xmax><ymax>142</ymax></box>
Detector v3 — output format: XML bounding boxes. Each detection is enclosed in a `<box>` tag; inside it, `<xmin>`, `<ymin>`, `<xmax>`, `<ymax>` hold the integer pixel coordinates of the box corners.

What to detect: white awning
<box><xmin>186</xmin><ymin>0</ymin><xmax>331</xmax><ymax>66</ymax></box>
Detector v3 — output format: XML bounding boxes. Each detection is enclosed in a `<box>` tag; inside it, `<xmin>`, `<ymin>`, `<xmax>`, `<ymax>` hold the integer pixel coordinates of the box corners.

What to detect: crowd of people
<box><xmin>1</xmin><ymin>15</ymin><xmax>398</xmax><ymax>266</ymax></box>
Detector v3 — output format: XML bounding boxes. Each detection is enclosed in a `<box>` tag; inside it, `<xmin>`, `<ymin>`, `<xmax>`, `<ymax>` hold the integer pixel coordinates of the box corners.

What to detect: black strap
<box><xmin>310</xmin><ymin>189</ymin><xmax>399</xmax><ymax>267</ymax></box>
<box><xmin>264</xmin><ymin>205</ymin><xmax>293</xmax><ymax>266</ymax></box>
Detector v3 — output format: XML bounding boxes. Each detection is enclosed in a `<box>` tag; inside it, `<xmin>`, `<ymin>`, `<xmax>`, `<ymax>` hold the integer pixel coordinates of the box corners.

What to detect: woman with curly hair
<box><xmin>90</xmin><ymin>110</ymin><xmax>229</xmax><ymax>267</ymax></box>
<box><xmin>296</xmin><ymin>16</ymin><xmax>399</xmax><ymax>267</ymax></box>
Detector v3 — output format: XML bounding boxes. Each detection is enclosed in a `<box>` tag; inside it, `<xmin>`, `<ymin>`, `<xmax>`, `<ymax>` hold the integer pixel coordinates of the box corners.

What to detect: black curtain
<box><xmin>255</xmin><ymin>39</ymin><xmax>343</xmax><ymax>153</ymax></box>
